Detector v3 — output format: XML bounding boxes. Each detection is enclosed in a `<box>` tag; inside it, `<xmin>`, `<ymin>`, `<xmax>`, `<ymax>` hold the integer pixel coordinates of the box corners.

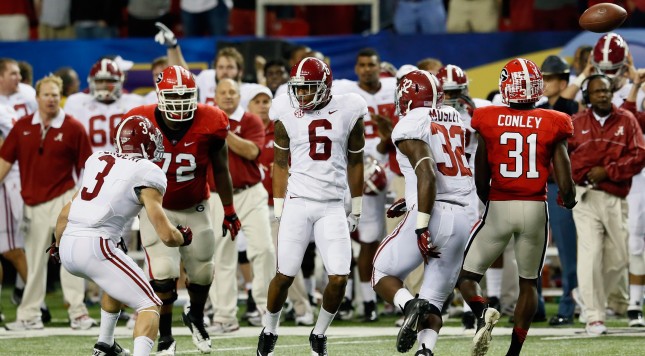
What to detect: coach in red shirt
<box><xmin>0</xmin><ymin>74</ymin><xmax>94</xmax><ymax>331</ymax></box>
<box><xmin>569</xmin><ymin>74</ymin><xmax>645</xmax><ymax>336</ymax></box>
<box><xmin>207</xmin><ymin>79</ymin><xmax>275</xmax><ymax>332</ymax></box>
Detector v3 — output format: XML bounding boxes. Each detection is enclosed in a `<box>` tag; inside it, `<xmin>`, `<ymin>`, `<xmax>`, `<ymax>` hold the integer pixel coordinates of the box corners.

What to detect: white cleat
<box><xmin>472</xmin><ymin>308</ymin><xmax>500</xmax><ymax>356</ymax></box>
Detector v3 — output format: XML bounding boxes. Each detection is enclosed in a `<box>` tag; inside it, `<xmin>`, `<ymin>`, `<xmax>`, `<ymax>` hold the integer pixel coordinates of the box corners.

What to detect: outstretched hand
<box><xmin>154</xmin><ymin>22</ymin><xmax>177</xmax><ymax>48</ymax></box>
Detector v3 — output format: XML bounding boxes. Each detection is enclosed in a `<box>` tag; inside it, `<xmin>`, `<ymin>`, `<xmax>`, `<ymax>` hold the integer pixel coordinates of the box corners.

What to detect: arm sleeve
<box><xmin>391</xmin><ymin>111</ymin><xmax>430</xmax><ymax>144</ymax></box>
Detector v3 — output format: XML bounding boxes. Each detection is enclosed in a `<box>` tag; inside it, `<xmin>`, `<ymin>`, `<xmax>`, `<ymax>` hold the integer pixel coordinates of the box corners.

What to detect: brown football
<box><xmin>579</xmin><ymin>3</ymin><xmax>627</xmax><ymax>33</ymax></box>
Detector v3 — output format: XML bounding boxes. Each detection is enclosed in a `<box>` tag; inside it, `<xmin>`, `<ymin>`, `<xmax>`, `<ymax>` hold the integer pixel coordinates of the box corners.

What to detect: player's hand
<box><xmin>116</xmin><ymin>237</ymin><xmax>128</xmax><ymax>254</ymax></box>
<box><xmin>222</xmin><ymin>205</ymin><xmax>241</xmax><ymax>240</ymax></box>
<box><xmin>154</xmin><ymin>22</ymin><xmax>177</xmax><ymax>48</ymax></box>
<box><xmin>415</xmin><ymin>228</ymin><xmax>440</xmax><ymax>264</ymax></box>
<box><xmin>46</xmin><ymin>242</ymin><xmax>60</xmax><ymax>264</ymax></box>
<box><xmin>556</xmin><ymin>195</ymin><xmax>578</xmax><ymax>210</ymax></box>
<box><xmin>387</xmin><ymin>198</ymin><xmax>407</xmax><ymax>218</ymax></box>
<box><xmin>347</xmin><ymin>213</ymin><xmax>360</xmax><ymax>233</ymax></box>
<box><xmin>177</xmin><ymin>225</ymin><xmax>193</xmax><ymax>246</ymax></box>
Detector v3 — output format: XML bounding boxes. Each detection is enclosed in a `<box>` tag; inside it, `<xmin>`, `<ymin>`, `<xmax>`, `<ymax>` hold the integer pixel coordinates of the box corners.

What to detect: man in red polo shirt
<box><xmin>208</xmin><ymin>78</ymin><xmax>275</xmax><ymax>333</ymax></box>
<box><xmin>0</xmin><ymin>75</ymin><xmax>94</xmax><ymax>331</ymax></box>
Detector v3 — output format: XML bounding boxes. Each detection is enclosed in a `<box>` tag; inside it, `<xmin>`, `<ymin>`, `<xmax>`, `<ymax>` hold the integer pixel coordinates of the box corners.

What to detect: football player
<box><xmin>373</xmin><ymin>70</ymin><xmax>474</xmax><ymax>356</ymax></box>
<box><xmin>0</xmin><ymin>58</ymin><xmax>37</xmax><ymax>118</ymax></box>
<box><xmin>64</xmin><ymin>58</ymin><xmax>144</xmax><ymax>153</ymax></box>
<box><xmin>55</xmin><ymin>116</ymin><xmax>192</xmax><ymax>356</ymax></box>
<box><xmin>457</xmin><ymin>58</ymin><xmax>576</xmax><ymax>356</ymax></box>
<box><xmin>256</xmin><ymin>57</ymin><xmax>366</xmax><ymax>356</ymax></box>
<box><xmin>125</xmin><ymin>65</ymin><xmax>241</xmax><ymax>355</ymax></box>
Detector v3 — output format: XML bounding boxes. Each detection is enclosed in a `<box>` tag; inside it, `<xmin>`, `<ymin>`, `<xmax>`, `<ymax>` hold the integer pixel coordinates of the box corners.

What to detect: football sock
<box><xmin>133</xmin><ymin>335</ymin><xmax>154</xmax><ymax>356</ymax></box>
<box><xmin>344</xmin><ymin>279</ymin><xmax>354</xmax><ymax>300</ymax></box>
<box><xmin>629</xmin><ymin>284</ymin><xmax>644</xmax><ymax>307</ymax></box>
<box><xmin>486</xmin><ymin>268</ymin><xmax>503</xmax><ymax>299</ymax></box>
<box><xmin>264</xmin><ymin>309</ymin><xmax>282</xmax><ymax>334</ymax></box>
<box><xmin>313</xmin><ymin>307</ymin><xmax>336</xmax><ymax>335</ymax></box>
<box><xmin>468</xmin><ymin>296</ymin><xmax>486</xmax><ymax>319</ymax></box>
<box><xmin>393</xmin><ymin>288</ymin><xmax>415</xmax><ymax>313</ymax></box>
<box><xmin>97</xmin><ymin>309</ymin><xmax>120</xmax><ymax>346</ymax></box>
<box><xmin>159</xmin><ymin>313</ymin><xmax>172</xmax><ymax>337</ymax></box>
<box><xmin>360</xmin><ymin>282</ymin><xmax>376</xmax><ymax>302</ymax></box>
<box><xmin>507</xmin><ymin>326</ymin><xmax>528</xmax><ymax>356</ymax></box>
<box><xmin>417</xmin><ymin>329</ymin><xmax>438</xmax><ymax>351</ymax></box>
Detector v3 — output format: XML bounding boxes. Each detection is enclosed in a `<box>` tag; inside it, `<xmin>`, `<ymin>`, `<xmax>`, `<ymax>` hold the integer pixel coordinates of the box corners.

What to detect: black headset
<box><xmin>580</xmin><ymin>73</ymin><xmax>613</xmax><ymax>105</ymax></box>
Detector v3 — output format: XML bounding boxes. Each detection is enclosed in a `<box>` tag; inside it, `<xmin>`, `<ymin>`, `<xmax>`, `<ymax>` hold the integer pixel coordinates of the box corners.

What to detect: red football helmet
<box><xmin>88</xmin><ymin>58</ymin><xmax>124</xmax><ymax>102</ymax></box>
<box><xmin>592</xmin><ymin>32</ymin><xmax>629</xmax><ymax>78</ymax></box>
<box><xmin>364</xmin><ymin>159</ymin><xmax>387</xmax><ymax>196</ymax></box>
<box><xmin>498</xmin><ymin>58</ymin><xmax>543</xmax><ymax>104</ymax></box>
<box><xmin>113</xmin><ymin>115</ymin><xmax>164</xmax><ymax>162</ymax></box>
<box><xmin>288</xmin><ymin>57</ymin><xmax>332</xmax><ymax>110</ymax></box>
<box><xmin>396</xmin><ymin>70</ymin><xmax>444</xmax><ymax>115</ymax></box>
<box><xmin>156</xmin><ymin>65</ymin><xmax>198</xmax><ymax>121</ymax></box>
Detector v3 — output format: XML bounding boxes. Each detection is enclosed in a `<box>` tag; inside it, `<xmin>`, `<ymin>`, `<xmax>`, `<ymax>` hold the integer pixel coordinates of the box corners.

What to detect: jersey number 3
<box><xmin>81</xmin><ymin>155</ymin><xmax>116</xmax><ymax>201</ymax></box>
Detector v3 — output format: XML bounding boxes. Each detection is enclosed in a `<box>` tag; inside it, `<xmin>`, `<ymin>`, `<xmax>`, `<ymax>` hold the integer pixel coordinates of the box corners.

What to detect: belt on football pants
<box><xmin>233</xmin><ymin>183</ymin><xmax>258</xmax><ymax>195</ymax></box>
<box><xmin>436</xmin><ymin>199</ymin><xmax>467</xmax><ymax>207</ymax></box>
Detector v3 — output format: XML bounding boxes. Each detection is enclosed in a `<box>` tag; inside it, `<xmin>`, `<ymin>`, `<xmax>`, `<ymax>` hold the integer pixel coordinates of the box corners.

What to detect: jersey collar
<box><xmin>228</xmin><ymin>105</ymin><xmax>245</xmax><ymax>122</ymax></box>
<box><xmin>32</xmin><ymin>108</ymin><xmax>66</xmax><ymax>128</ymax></box>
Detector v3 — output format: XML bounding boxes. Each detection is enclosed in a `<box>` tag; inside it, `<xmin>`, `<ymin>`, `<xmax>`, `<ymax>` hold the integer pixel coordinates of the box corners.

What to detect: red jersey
<box><xmin>569</xmin><ymin>105</ymin><xmax>645</xmax><ymax>198</ymax></box>
<box><xmin>208</xmin><ymin>110</ymin><xmax>264</xmax><ymax>191</ymax></box>
<box><xmin>472</xmin><ymin>106</ymin><xmax>573</xmax><ymax>201</ymax></box>
<box><xmin>124</xmin><ymin>104</ymin><xmax>229</xmax><ymax>210</ymax></box>
<box><xmin>258</xmin><ymin>120</ymin><xmax>274</xmax><ymax>204</ymax></box>
<box><xmin>0</xmin><ymin>112</ymin><xmax>92</xmax><ymax>205</ymax></box>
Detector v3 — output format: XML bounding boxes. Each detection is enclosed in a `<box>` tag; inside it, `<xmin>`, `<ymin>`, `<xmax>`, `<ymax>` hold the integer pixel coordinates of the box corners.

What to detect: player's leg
<box><xmin>626</xmin><ymin>177</ymin><xmax>645</xmax><ymax>327</ymax></box>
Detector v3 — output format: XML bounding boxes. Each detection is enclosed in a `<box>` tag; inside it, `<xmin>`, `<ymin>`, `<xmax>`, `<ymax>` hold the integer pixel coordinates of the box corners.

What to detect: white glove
<box><xmin>273</xmin><ymin>198</ymin><xmax>284</xmax><ymax>222</ymax></box>
<box><xmin>347</xmin><ymin>213</ymin><xmax>360</xmax><ymax>233</ymax></box>
<box><xmin>154</xmin><ymin>22</ymin><xmax>177</xmax><ymax>48</ymax></box>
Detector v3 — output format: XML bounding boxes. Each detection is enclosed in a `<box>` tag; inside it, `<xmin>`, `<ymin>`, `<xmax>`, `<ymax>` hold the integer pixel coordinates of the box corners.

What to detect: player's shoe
<box><xmin>295</xmin><ymin>311</ymin><xmax>314</xmax><ymax>326</ymax></box>
<box><xmin>585</xmin><ymin>321</ymin><xmax>607</xmax><ymax>336</ymax></box>
<box><xmin>335</xmin><ymin>297</ymin><xmax>354</xmax><ymax>321</ymax></box>
<box><xmin>627</xmin><ymin>308</ymin><xmax>645</xmax><ymax>327</ymax></box>
<box><xmin>363</xmin><ymin>301</ymin><xmax>379</xmax><ymax>322</ymax></box>
<box><xmin>397</xmin><ymin>298</ymin><xmax>431</xmax><ymax>353</ymax></box>
<box><xmin>257</xmin><ymin>327</ymin><xmax>278</xmax><ymax>356</ymax></box>
<box><xmin>157</xmin><ymin>335</ymin><xmax>177</xmax><ymax>355</ymax></box>
<box><xmin>462</xmin><ymin>311</ymin><xmax>475</xmax><ymax>330</ymax></box>
<box><xmin>71</xmin><ymin>314</ymin><xmax>98</xmax><ymax>330</ymax></box>
<box><xmin>182</xmin><ymin>309</ymin><xmax>212</xmax><ymax>353</ymax></box>
<box><xmin>415</xmin><ymin>343</ymin><xmax>435</xmax><ymax>356</ymax></box>
<box><xmin>472</xmin><ymin>307</ymin><xmax>500</xmax><ymax>356</ymax></box>
<box><xmin>309</xmin><ymin>330</ymin><xmax>328</xmax><ymax>356</ymax></box>
<box><xmin>92</xmin><ymin>341</ymin><xmax>130</xmax><ymax>356</ymax></box>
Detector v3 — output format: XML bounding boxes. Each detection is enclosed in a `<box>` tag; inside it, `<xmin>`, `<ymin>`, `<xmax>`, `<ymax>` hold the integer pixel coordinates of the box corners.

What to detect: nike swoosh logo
<box><xmin>184</xmin><ymin>142</ymin><xmax>195</xmax><ymax>146</ymax></box>
<box><xmin>328</xmin><ymin>110</ymin><xmax>338</xmax><ymax>115</ymax></box>
<box><xmin>581</xmin><ymin>130</ymin><xmax>590</xmax><ymax>134</ymax></box>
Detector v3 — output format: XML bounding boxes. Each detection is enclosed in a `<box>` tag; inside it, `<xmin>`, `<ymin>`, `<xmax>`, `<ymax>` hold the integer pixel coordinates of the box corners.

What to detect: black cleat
<box><xmin>487</xmin><ymin>296</ymin><xmax>501</xmax><ymax>312</ymax></box>
<box><xmin>309</xmin><ymin>330</ymin><xmax>328</xmax><ymax>356</ymax></box>
<box><xmin>92</xmin><ymin>341</ymin><xmax>130</xmax><ymax>356</ymax></box>
<box><xmin>397</xmin><ymin>298</ymin><xmax>431</xmax><ymax>353</ymax></box>
<box><xmin>157</xmin><ymin>335</ymin><xmax>176</xmax><ymax>355</ymax></box>
<box><xmin>182</xmin><ymin>309</ymin><xmax>212</xmax><ymax>353</ymax></box>
<box><xmin>462</xmin><ymin>311</ymin><xmax>475</xmax><ymax>329</ymax></box>
<box><xmin>257</xmin><ymin>328</ymin><xmax>278</xmax><ymax>356</ymax></box>
<box><xmin>335</xmin><ymin>297</ymin><xmax>354</xmax><ymax>321</ymax></box>
<box><xmin>548</xmin><ymin>315</ymin><xmax>573</xmax><ymax>326</ymax></box>
<box><xmin>363</xmin><ymin>301</ymin><xmax>379</xmax><ymax>322</ymax></box>
<box><xmin>415</xmin><ymin>343</ymin><xmax>435</xmax><ymax>356</ymax></box>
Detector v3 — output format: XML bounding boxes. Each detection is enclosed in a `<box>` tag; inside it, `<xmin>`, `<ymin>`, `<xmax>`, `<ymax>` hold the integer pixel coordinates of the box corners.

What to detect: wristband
<box><xmin>223</xmin><ymin>204</ymin><xmax>236</xmax><ymax>216</ymax></box>
<box><xmin>416</xmin><ymin>212</ymin><xmax>431</xmax><ymax>230</ymax></box>
<box><xmin>574</xmin><ymin>74</ymin><xmax>588</xmax><ymax>88</ymax></box>
<box><xmin>351</xmin><ymin>196</ymin><xmax>362</xmax><ymax>216</ymax></box>
<box><xmin>274</xmin><ymin>198</ymin><xmax>284</xmax><ymax>217</ymax></box>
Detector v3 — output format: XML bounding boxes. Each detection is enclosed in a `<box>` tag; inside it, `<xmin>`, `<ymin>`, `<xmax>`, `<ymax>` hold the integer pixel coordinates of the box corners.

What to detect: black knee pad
<box><xmin>186</xmin><ymin>282</ymin><xmax>211</xmax><ymax>294</ymax></box>
<box><xmin>428</xmin><ymin>304</ymin><xmax>442</xmax><ymax>319</ymax></box>
<box><xmin>456</xmin><ymin>273</ymin><xmax>482</xmax><ymax>289</ymax></box>
<box><xmin>238</xmin><ymin>251</ymin><xmax>249</xmax><ymax>264</ymax></box>
<box><xmin>150</xmin><ymin>279</ymin><xmax>178</xmax><ymax>305</ymax></box>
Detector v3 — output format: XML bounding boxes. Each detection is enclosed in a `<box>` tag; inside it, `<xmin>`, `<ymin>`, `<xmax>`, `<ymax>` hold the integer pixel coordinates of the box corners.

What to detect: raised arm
<box><xmin>272</xmin><ymin>120</ymin><xmax>290</xmax><ymax>220</ymax></box>
<box><xmin>155</xmin><ymin>22</ymin><xmax>189</xmax><ymax>69</ymax></box>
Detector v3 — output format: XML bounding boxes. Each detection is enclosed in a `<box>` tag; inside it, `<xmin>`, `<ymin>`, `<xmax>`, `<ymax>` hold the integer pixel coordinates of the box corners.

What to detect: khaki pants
<box><xmin>18</xmin><ymin>189</ymin><xmax>89</xmax><ymax>321</ymax></box>
<box><xmin>209</xmin><ymin>184</ymin><xmax>276</xmax><ymax>323</ymax></box>
<box><xmin>446</xmin><ymin>0</ymin><xmax>498</xmax><ymax>33</ymax></box>
<box><xmin>573</xmin><ymin>187</ymin><xmax>629</xmax><ymax>323</ymax></box>
<box><xmin>38</xmin><ymin>24</ymin><xmax>74</xmax><ymax>39</ymax></box>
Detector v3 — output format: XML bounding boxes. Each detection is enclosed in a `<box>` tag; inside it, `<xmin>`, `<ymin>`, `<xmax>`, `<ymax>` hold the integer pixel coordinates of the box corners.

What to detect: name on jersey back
<box><xmin>497</xmin><ymin>115</ymin><xmax>542</xmax><ymax>128</ymax></box>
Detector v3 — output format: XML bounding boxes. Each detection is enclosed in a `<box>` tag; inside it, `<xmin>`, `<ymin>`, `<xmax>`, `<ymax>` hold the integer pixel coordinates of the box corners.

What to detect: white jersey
<box><xmin>0</xmin><ymin>83</ymin><xmax>37</xmax><ymax>118</ymax></box>
<box><xmin>459</xmin><ymin>97</ymin><xmax>492</xmax><ymax>170</ymax></box>
<box><xmin>331</xmin><ymin>77</ymin><xmax>397</xmax><ymax>163</ymax></box>
<box><xmin>64</xmin><ymin>92</ymin><xmax>144</xmax><ymax>152</ymax></box>
<box><xmin>142</xmin><ymin>90</ymin><xmax>157</xmax><ymax>104</ymax></box>
<box><xmin>392</xmin><ymin>107</ymin><xmax>474</xmax><ymax>208</ymax></box>
<box><xmin>270</xmin><ymin>93</ymin><xmax>367</xmax><ymax>201</ymax></box>
<box><xmin>194</xmin><ymin>69</ymin><xmax>256</xmax><ymax>108</ymax></box>
<box><xmin>0</xmin><ymin>104</ymin><xmax>20</xmax><ymax>179</ymax></box>
<box><xmin>66</xmin><ymin>151</ymin><xmax>167</xmax><ymax>243</ymax></box>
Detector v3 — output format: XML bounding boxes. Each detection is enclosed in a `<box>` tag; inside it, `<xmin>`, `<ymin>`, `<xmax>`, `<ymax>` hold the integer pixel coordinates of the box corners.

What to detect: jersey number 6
<box><xmin>308</xmin><ymin>119</ymin><xmax>332</xmax><ymax>161</ymax></box>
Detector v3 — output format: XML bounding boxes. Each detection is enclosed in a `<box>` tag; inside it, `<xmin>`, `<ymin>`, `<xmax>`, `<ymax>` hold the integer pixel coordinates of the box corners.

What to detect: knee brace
<box><xmin>456</xmin><ymin>273</ymin><xmax>483</xmax><ymax>289</ymax></box>
<box><xmin>186</xmin><ymin>282</ymin><xmax>211</xmax><ymax>294</ymax></box>
<box><xmin>150</xmin><ymin>279</ymin><xmax>178</xmax><ymax>305</ymax></box>
<box><xmin>239</xmin><ymin>250</ymin><xmax>249</xmax><ymax>264</ymax></box>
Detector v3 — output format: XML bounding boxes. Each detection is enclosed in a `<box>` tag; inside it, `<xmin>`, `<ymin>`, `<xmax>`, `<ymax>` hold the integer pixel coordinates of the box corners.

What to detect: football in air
<box><xmin>579</xmin><ymin>3</ymin><xmax>627</xmax><ymax>33</ymax></box>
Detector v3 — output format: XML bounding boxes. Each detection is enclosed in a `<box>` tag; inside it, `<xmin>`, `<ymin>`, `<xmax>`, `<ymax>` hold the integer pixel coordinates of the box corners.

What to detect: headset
<box><xmin>581</xmin><ymin>73</ymin><xmax>613</xmax><ymax>105</ymax></box>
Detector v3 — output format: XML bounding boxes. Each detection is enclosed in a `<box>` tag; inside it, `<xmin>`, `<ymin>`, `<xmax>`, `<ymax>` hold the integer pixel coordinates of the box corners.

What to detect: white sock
<box><xmin>393</xmin><ymin>288</ymin><xmax>415</xmax><ymax>313</ymax></box>
<box><xmin>417</xmin><ymin>328</ymin><xmax>438</xmax><ymax>351</ymax></box>
<box><xmin>486</xmin><ymin>268</ymin><xmax>503</xmax><ymax>298</ymax></box>
<box><xmin>313</xmin><ymin>307</ymin><xmax>336</xmax><ymax>335</ymax></box>
<box><xmin>344</xmin><ymin>279</ymin><xmax>354</xmax><ymax>300</ymax></box>
<box><xmin>463</xmin><ymin>298</ymin><xmax>472</xmax><ymax>312</ymax></box>
<box><xmin>304</xmin><ymin>278</ymin><xmax>314</xmax><ymax>297</ymax></box>
<box><xmin>361</xmin><ymin>282</ymin><xmax>376</xmax><ymax>302</ymax></box>
<box><xmin>97</xmin><ymin>309</ymin><xmax>120</xmax><ymax>346</ymax></box>
<box><xmin>245</xmin><ymin>283</ymin><xmax>253</xmax><ymax>291</ymax></box>
<box><xmin>629</xmin><ymin>284</ymin><xmax>644</xmax><ymax>308</ymax></box>
<box><xmin>16</xmin><ymin>275</ymin><xmax>25</xmax><ymax>289</ymax></box>
<box><xmin>133</xmin><ymin>335</ymin><xmax>154</xmax><ymax>356</ymax></box>
<box><xmin>263</xmin><ymin>309</ymin><xmax>282</xmax><ymax>334</ymax></box>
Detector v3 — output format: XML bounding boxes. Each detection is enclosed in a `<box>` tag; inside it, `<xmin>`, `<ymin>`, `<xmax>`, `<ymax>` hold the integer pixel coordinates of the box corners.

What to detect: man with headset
<box><xmin>569</xmin><ymin>73</ymin><xmax>645</xmax><ymax>336</ymax></box>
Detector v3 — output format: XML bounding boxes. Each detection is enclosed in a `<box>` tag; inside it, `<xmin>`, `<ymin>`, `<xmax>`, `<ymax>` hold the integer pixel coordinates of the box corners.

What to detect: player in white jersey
<box><xmin>373</xmin><ymin>70</ymin><xmax>475</xmax><ymax>356</ymax></box>
<box><xmin>55</xmin><ymin>116</ymin><xmax>192</xmax><ymax>356</ymax></box>
<box><xmin>64</xmin><ymin>58</ymin><xmax>144</xmax><ymax>153</ymax></box>
<box><xmin>330</xmin><ymin>48</ymin><xmax>398</xmax><ymax>320</ymax></box>
<box><xmin>256</xmin><ymin>57</ymin><xmax>366</xmax><ymax>356</ymax></box>
<box><xmin>0</xmin><ymin>58</ymin><xmax>37</xmax><ymax>118</ymax></box>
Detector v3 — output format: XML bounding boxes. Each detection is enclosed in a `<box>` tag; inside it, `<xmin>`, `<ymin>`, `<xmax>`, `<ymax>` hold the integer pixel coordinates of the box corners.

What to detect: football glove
<box><xmin>556</xmin><ymin>195</ymin><xmax>577</xmax><ymax>210</ymax></box>
<box><xmin>222</xmin><ymin>205</ymin><xmax>241</xmax><ymax>241</ymax></box>
<box><xmin>154</xmin><ymin>22</ymin><xmax>177</xmax><ymax>48</ymax></box>
<box><xmin>46</xmin><ymin>242</ymin><xmax>60</xmax><ymax>264</ymax></box>
<box><xmin>117</xmin><ymin>237</ymin><xmax>128</xmax><ymax>254</ymax></box>
<box><xmin>387</xmin><ymin>198</ymin><xmax>407</xmax><ymax>218</ymax></box>
<box><xmin>415</xmin><ymin>228</ymin><xmax>440</xmax><ymax>264</ymax></box>
<box><xmin>347</xmin><ymin>213</ymin><xmax>360</xmax><ymax>233</ymax></box>
<box><xmin>177</xmin><ymin>225</ymin><xmax>193</xmax><ymax>246</ymax></box>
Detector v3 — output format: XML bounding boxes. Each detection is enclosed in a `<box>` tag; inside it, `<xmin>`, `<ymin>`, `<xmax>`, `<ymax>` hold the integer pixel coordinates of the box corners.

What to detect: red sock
<box><xmin>513</xmin><ymin>327</ymin><xmax>528</xmax><ymax>343</ymax></box>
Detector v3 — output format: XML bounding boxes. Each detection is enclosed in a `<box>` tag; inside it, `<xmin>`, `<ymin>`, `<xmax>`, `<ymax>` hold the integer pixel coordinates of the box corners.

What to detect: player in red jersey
<box><xmin>125</xmin><ymin>65</ymin><xmax>241</xmax><ymax>355</ymax></box>
<box><xmin>456</xmin><ymin>58</ymin><xmax>576</xmax><ymax>356</ymax></box>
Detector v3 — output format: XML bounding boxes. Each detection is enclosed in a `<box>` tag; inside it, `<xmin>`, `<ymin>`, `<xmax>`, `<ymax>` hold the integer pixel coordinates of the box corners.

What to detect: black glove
<box><xmin>46</xmin><ymin>242</ymin><xmax>60</xmax><ymax>264</ymax></box>
<box><xmin>177</xmin><ymin>225</ymin><xmax>193</xmax><ymax>246</ymax></box>
<box><xmin>557</xmin><ymin>195</ymin><xmax>578</xmax><ymax>210</ymax></box>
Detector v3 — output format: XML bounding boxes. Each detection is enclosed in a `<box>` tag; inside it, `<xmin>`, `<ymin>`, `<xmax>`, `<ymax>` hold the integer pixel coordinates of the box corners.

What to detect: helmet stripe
<box><xmin>447</xmin><ymin>65</ymin><xmax>454</xmax><ymax>84</ymax></box>
<box><xmin>115</xmin><ymin>116</ymin><xmax>135</xmax><ymax>154</ymax></box>
<box><xmin>420</xmin><ymin>70</ymin><xmax>438</xmax><ymax>107</ymax></box>
<box><xmin>518</xmin><ymin>58</ymin><xmax>532</xmax><ymax>100</ymax></box>
<box><xmin>603</xmin><ymin>33</ymin><xmax>617</xmax><ymax>64</ymax></box>
<box><xmin>174</xmin><ymin>66</ymin><xmax>183</xmax><ymax>87</ymax></box>
<box><xmin>295</xmin><ymin>58</ymin><xmax>309</xmax><ymax>77</ymax></box>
